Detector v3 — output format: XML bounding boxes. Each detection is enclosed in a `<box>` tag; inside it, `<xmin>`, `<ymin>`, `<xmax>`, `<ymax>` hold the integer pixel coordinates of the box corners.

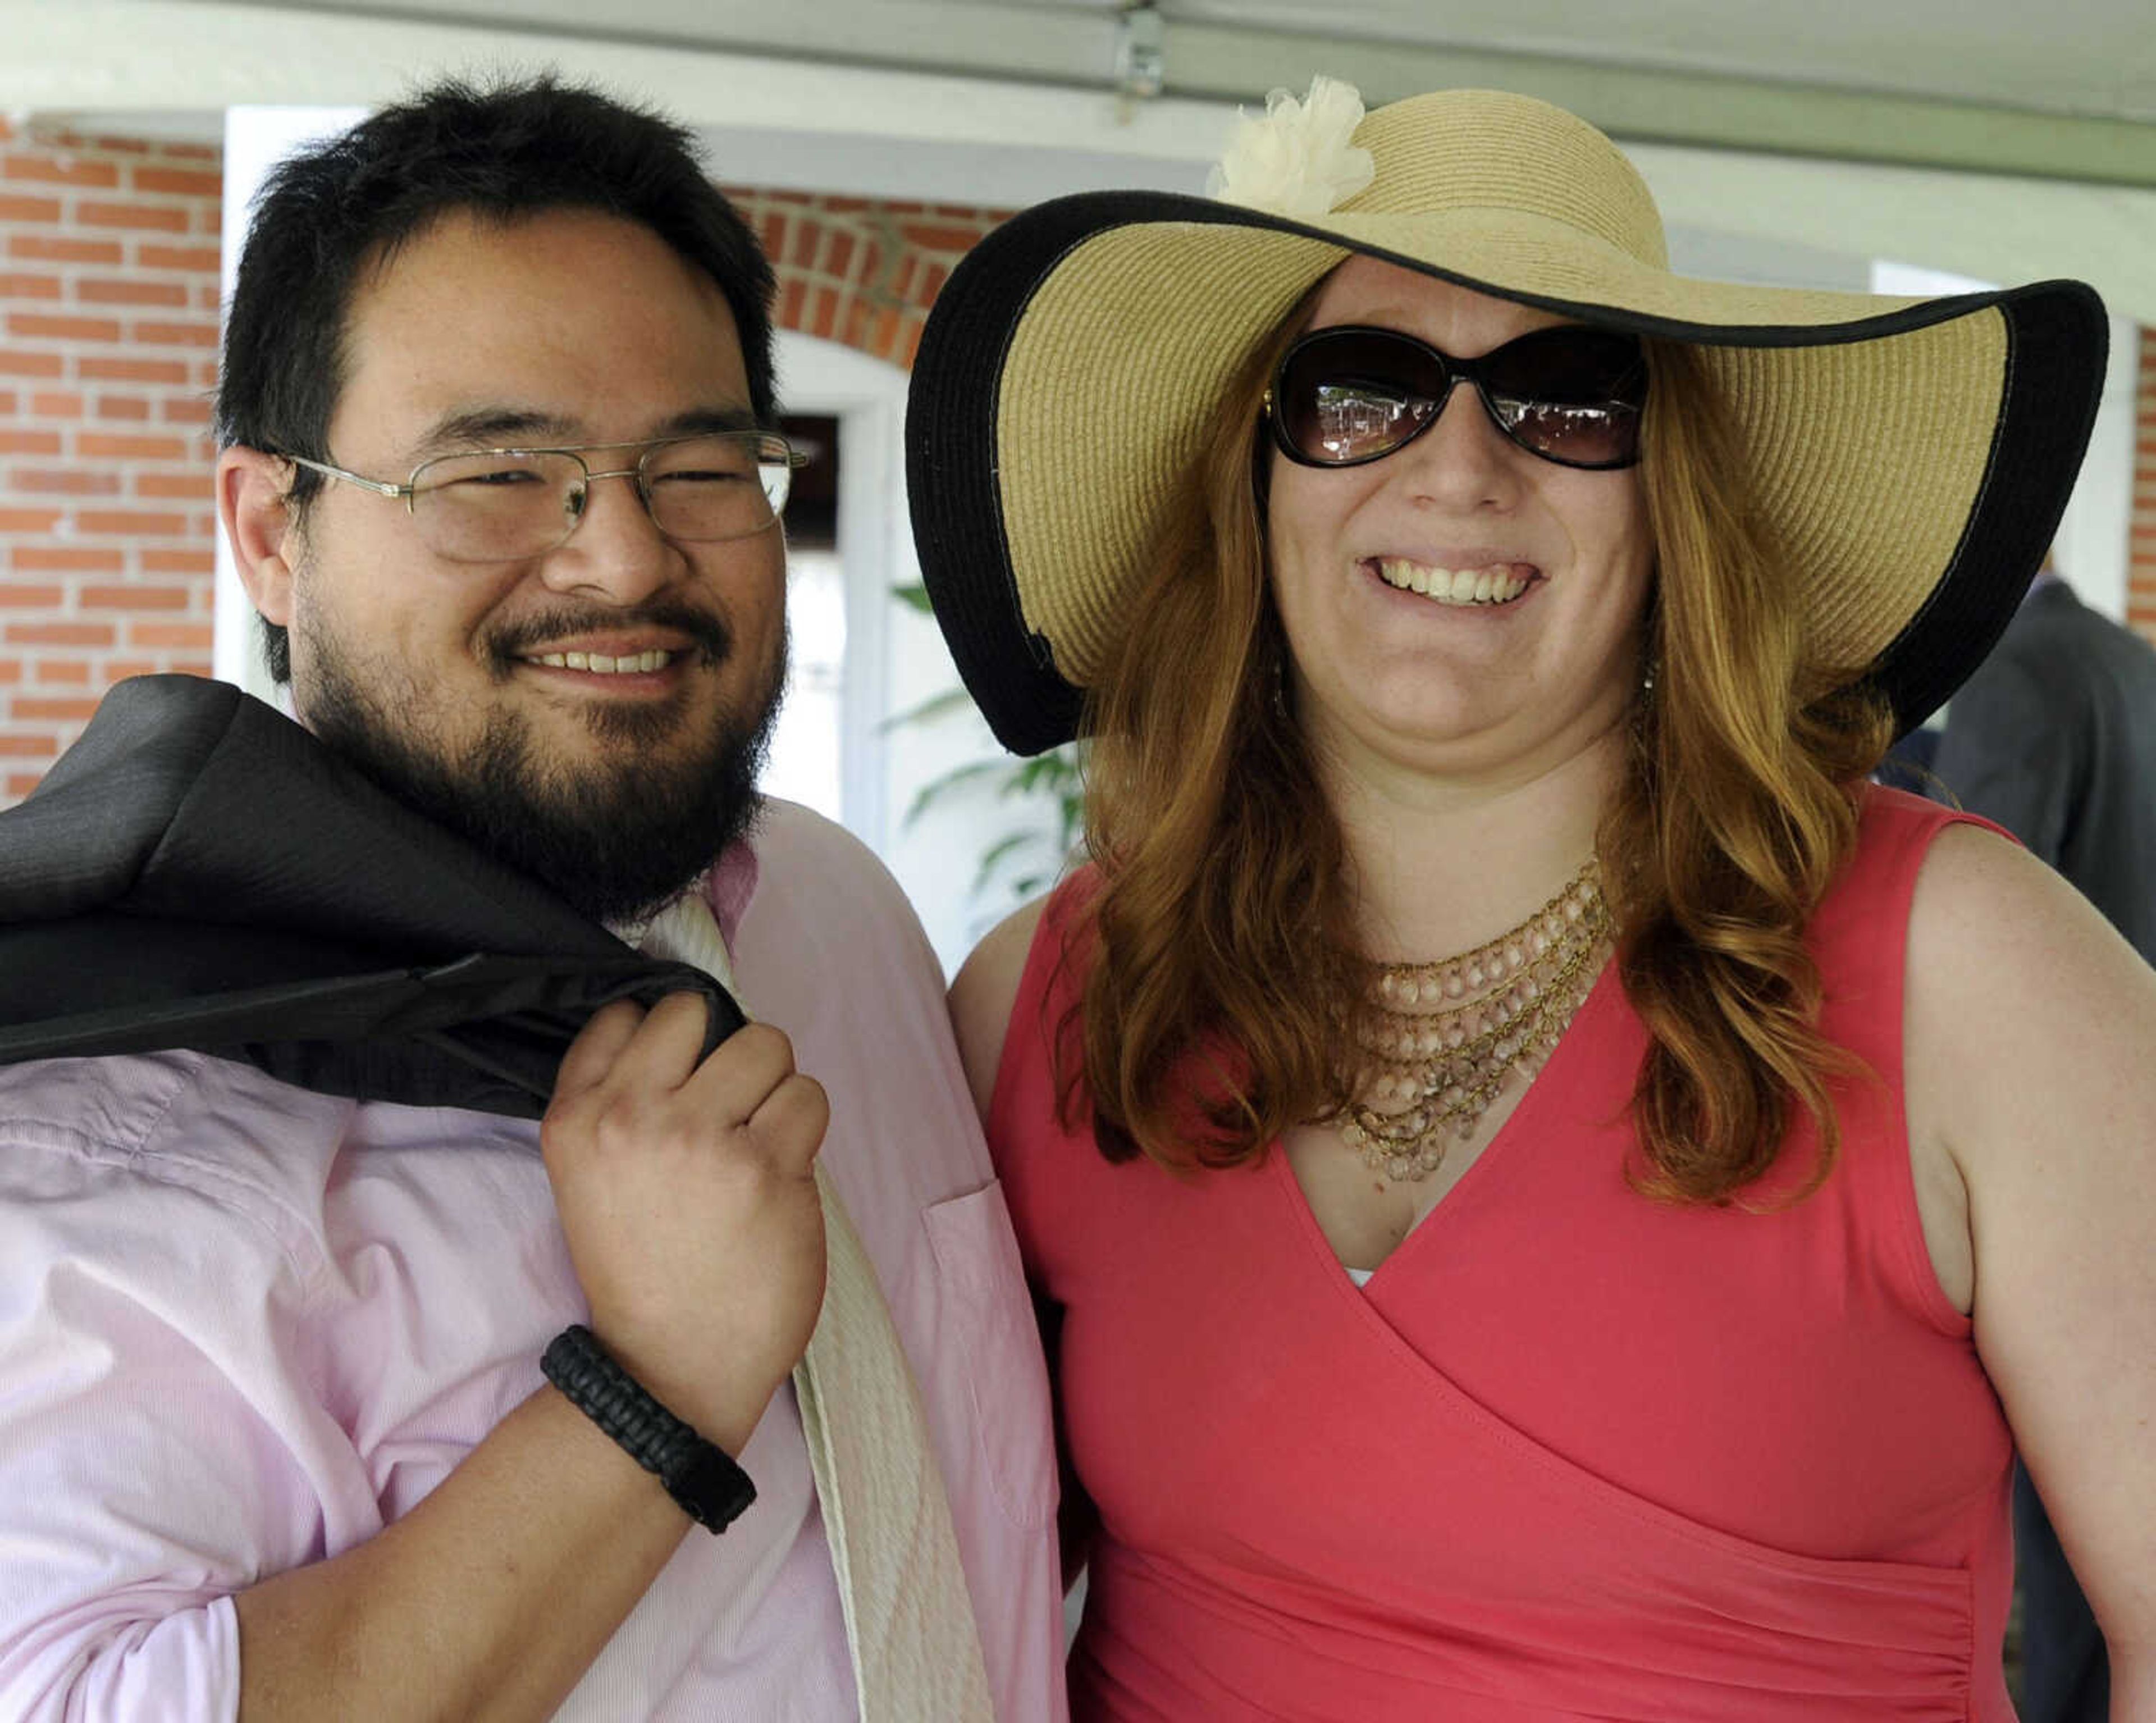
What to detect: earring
<box><xmin>1631</xmin><ymin>649</ymin><xmax>1659</xmax><ymax>749</ymax></box>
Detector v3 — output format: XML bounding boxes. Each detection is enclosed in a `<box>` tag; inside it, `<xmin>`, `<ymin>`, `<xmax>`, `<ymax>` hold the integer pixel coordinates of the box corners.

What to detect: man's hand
<box><xmin>542</xmin><ymin>995</ymin><xmax>829</xmax><ymax>1455</ymax></box>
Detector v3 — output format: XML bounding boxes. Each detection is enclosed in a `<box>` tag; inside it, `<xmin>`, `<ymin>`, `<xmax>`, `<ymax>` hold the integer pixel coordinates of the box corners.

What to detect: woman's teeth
<box><xmin>527</xmin><ymin>649</ymin><xmax>674</xmax><ymax>673</ymax></box>
<box><xmin>1373</xmin><ymin>558</ymin><xmax>1530</xmax><ymax>605</ymax></box>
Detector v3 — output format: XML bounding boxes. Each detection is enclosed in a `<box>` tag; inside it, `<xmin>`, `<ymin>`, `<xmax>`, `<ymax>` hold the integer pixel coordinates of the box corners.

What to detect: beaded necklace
<box><xmin>1338</xmin><ymin>858</ymin><xmax>1610</xmax><ymax>1183</ymax></box>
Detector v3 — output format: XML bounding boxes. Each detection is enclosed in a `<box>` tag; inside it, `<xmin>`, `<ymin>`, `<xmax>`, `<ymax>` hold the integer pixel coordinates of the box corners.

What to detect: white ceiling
<box><xmin>10</xmin><ymin>0</ymin><xmax>2156</xmax><ymax>181</ymax></box>
<box><xmin>1163</xmin><ymin>0</ymin><xmax>2156</xmax><ymax>121</ymax></box>
<box><xmin>8</xmin><ymin>0</ymin><xmax>2156</xmax><ymax>323</ymax></box>
<box><xmin>184</xmin><ymin>0</ymin><xmax>2156</xmax><ymax>125</ymax></box>
<box><xmin>204</xmin><ymin>0</ymin><xmax>2156</xmax><ymax>142</ymax></box>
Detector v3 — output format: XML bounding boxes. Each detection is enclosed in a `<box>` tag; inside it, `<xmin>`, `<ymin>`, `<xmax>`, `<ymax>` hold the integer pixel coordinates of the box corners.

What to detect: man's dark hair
<box><xmin>214</xmin><ymin>75</ymin><xmax>779</xmax><ymax>681</ymax></box>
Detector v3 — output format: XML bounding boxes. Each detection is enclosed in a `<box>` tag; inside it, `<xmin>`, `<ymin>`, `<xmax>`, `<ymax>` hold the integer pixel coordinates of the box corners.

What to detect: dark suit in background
<box><xmin>1933</xmin><ymin>572</ymin><xmax>2156</xmax><ymax>1723</ymax></box>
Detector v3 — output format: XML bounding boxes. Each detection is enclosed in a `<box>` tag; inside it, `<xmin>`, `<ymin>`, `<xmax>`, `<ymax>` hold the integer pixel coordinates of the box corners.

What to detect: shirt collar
<box><xmin>604</xmin><ymin>836</ymin><xmax>761</xmax><ymax>985</ymax></box>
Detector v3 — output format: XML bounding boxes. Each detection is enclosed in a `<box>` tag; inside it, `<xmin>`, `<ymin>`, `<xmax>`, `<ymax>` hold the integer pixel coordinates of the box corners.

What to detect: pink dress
<box><xmin>989</xmin><ymin>789</ymin><xmax>2013</xmax><ymax>1721</ymax></box>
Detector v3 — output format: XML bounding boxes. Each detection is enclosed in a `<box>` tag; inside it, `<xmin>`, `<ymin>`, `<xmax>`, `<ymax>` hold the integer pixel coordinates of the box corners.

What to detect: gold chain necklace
<box><xmin>1338</xmin><ymin>858</ymin><xmax>1610</xmax><ymax>1183</ymax></box>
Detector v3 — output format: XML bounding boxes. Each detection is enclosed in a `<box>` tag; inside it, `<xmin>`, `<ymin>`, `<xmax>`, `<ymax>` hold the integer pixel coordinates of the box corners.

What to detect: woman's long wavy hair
<box><xmin>1063</xmin><ymin>312</ymin><xmax>1897</xmax><ymax>1204</ymax></box>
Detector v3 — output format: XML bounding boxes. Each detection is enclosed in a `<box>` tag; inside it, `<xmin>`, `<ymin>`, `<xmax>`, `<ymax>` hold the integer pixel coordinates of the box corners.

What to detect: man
<box><xmin>0</xmin><ymin>79</ymin><xmax>1061</xmax><ymax>1720</ymax></box>
<box><xmin>1934</xmin><ymin>559</ymin><xmax>2156</xmax><ymax>1723</ymax></box>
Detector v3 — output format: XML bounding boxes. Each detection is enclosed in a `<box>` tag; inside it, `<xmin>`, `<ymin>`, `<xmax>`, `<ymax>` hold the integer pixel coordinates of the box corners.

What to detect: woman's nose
<box><xmin>1391</xmin><ymin>380</ymin><xmax>1521</xmax><ymax>509</ymax></box>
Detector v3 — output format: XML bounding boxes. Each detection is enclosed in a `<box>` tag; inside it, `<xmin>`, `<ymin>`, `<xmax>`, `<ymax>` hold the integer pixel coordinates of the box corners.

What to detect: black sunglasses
<box><xmin>1266</xmin><ymin>323</ymin><xmax>1649</xmax><ymax>472</ymax></box>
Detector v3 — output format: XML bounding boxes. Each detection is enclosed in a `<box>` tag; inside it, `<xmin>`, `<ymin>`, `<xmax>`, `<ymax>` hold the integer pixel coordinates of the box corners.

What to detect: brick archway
<box><xmin>724</xmin><ymin>188</ymin><xmax>1010</xmax><ymax>373</ymax></box>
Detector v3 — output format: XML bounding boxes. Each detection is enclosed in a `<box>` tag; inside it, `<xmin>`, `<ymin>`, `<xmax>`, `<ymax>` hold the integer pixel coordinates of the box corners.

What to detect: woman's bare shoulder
<box><xmin>948</xmin><ymin>896</ymin><xmax>1054</xmax><ymax>1122</ymax></box>
<box><xmin>1903</xmin><ymin>814</ymin><xmax>2156</xmax><ymax>1318</ymax></box>
<box><xmin>1904</xmin><ymin>819</ymin><xmax>2150</xmax><ymax>1031</ymax></box>
<box><xmin>1903</xmin><ymin>818</ymin><xmax>2156</xmax><ymax>1670</ymax></box>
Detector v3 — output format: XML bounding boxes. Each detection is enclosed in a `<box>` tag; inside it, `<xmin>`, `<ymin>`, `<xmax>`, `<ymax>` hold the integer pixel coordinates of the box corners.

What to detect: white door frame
<box><xmin>773</xmin><ymin>331</ymin><xmax>910</xmax><ymax>854</ymax></box>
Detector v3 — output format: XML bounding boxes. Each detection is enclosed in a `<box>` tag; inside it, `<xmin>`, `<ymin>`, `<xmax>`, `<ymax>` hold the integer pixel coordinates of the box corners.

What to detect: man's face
<box><xmin>264</xmin><ymin>207</ymin><xmax>787</xmax><ymax>922</ymax></box>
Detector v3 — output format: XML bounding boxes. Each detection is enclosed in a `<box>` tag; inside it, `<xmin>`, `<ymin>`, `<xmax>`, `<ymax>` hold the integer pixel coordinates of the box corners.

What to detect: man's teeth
<box><xmin>527</xmin><ymin>649</ymin><xmax>674</xmax><ymax>673</ymax></box>
<box><xmin>1374</xmin><ymin>558</ymin><xmax>1530</xmax><ymax>605</ymax></box>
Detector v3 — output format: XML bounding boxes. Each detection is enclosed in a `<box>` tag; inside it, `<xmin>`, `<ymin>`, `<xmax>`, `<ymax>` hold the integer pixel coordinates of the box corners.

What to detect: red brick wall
<box><xmin>1</xmin><ymin>120</ymin><xmax>223</xmax><ymax>801</ymax></box>
<box><xmin>2132</xmin><ymin>326</ymin><xmax>2156</xmax><ymax>646</ymax></box>
<box><xmin>724</xmin><ymin>188</ymin><xmax>1011</xmax><ymax>372</ymax></box>
<box><xmin>0</xmin><ymin>147</ymin><xmax>1011</xmax><ymax>807</ymax></box>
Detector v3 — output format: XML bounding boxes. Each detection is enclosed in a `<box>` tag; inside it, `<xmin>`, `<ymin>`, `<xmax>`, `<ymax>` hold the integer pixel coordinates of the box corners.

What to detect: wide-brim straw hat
<box><xmin>906</xmin><ymin>84</ymin><xmax>2107</xmax><ymax>755</ymax></box>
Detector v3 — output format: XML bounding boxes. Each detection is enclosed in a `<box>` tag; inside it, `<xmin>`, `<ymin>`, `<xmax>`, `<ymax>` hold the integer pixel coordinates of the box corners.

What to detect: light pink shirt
<box><xmin>0</xmin><ymin>799</ymin><xmax>1065</xmax><ymax>1722</ymax></box>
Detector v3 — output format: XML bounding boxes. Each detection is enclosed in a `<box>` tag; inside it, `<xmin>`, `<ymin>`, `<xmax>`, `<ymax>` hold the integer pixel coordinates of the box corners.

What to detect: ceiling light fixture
<box><xmin>1114</xmin><ymin>0</ymin><xmax>1166</xmax><ymax>108</ymax></box>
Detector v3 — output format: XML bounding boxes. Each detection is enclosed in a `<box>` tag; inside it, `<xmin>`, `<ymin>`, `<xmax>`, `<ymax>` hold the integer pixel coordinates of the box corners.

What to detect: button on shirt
<box><xmin>0</xmin><ymin>799</ymin><xmax>1065</xmax><ymax>1722</ymax></box>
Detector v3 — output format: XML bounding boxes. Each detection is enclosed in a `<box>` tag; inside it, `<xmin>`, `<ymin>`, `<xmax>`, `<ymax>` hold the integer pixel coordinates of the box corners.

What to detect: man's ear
<box><xmin>218</xmin><ymin>447</ymin><xmax>299</xmax><ymax>627</ymax></box>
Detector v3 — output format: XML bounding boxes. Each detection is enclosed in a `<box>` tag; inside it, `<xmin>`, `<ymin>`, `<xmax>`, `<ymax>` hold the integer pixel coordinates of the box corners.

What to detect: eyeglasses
<box><xmin>1266</xmin><ymin>324</ymin><xmax>1648</xmax><ymax>471</ymax></box>
<box><xmin>281</xmin><ymin>430</ymin><xmax>810</xmax><ymax>563</ymax></box>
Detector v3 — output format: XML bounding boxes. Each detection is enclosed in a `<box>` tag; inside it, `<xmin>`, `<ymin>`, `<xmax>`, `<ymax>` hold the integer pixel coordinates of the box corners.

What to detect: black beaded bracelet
<box><xmin>541</xmin><ymin>1324</ymin><xmax>757</xmax><ymax>1534</ymax></box>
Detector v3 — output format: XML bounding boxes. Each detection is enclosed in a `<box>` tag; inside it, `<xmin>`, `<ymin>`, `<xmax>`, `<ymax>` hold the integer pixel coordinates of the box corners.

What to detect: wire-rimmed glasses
<box><xmin>281</xmin><ymin>430</ymin><xmax>809</xmax><ymax>563</ymax></box>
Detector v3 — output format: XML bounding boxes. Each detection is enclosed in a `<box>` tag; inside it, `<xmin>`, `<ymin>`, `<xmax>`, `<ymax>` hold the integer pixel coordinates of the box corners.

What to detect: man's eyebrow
<box><xmin>409</xmin><ymin>408</ymin><xmax>575</xmax><ymax>460</ymax></box>
<box><xmin>653</xmin><ymin>406</ymin><xmax>765</xmax><ymax>438</ymax></box>
<box><xmin>406</xmin><ymin>404</ymin><xmax>764</xmax><ymax>461</ymax></box>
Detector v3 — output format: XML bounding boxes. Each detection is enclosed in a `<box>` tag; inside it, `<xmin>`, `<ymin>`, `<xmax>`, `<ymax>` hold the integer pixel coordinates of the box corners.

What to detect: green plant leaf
<box><xmin>892</xmin><ymin>582</ymin><xmax>934</xmax><ymax>614</ymax></box>
<box><xmin>1003</xmin><ymin>754</ymin><xmax>1075</xmax><ymax>797</ymax></box>
<box><xmin>972</xmin><ymin>831</ymin><xmax>1040</xmax><ymax>894</ymax></box>
<box><xmin>877</xmin><ymin>687</ymin><xmax>978</xmax><ymax>731</ymax></box>
<box><xmin>901</xmin><ymin>758</ymin><xmax>1013</xmax><ymax>827</ymax></box>
<box><xmin>897</xmin><ymin>732</ymin><xmax>1087</xmax><ymax>902</ymax></box>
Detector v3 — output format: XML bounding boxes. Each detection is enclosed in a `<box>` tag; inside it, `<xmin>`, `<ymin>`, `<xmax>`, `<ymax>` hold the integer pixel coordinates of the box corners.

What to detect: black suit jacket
<box><xmin>0</xmin><ymin>674</ymin><xmax>743</xmax><ymax>1119</ymax></box>
<box><xmin>1933</xmin><ymin>580</ymin><xmax>2156</xmax><ymax>967</ymax></box>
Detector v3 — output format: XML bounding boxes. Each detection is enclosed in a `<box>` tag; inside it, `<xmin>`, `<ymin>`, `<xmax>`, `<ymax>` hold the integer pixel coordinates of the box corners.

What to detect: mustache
<box><xmin>485</xmin><ymin>600</ymin><xmax>733</xmax><ymax>670</ymax></box>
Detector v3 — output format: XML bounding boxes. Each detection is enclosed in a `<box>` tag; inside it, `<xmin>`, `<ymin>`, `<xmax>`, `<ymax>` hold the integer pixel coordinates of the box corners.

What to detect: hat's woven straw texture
<box><xmin>997</xmin><ymin>225</ymin><xmax>1340</xmax><ymax>687</ymax></box>
<box><xmin>1698</xmin><ymin>319</ymin><xmax>2004</xmax><ymax>672</ymax></box>
<box><xmin>1341</xmin><ymin>84</ymin><xmax>1667</xmax><ymax>262</ymax></box>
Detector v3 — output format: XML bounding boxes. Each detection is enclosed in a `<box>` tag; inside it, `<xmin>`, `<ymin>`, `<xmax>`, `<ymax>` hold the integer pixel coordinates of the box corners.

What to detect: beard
<box><xmin>298</xmin><ymin>595</ymin><xmax>785</xmax><ymax>926</ymax></box>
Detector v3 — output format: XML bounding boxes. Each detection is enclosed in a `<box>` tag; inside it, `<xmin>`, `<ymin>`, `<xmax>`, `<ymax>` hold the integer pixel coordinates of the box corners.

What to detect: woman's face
<box><xmin>1266</xmin><ymin>257</ymin><xmax>1655</xmax><ymax>790</ymax></box>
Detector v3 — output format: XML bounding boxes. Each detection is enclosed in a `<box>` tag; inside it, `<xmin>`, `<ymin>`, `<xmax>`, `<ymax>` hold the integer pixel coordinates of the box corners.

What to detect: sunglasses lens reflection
<box><xmin>1482</xmin><ymin>329</ymin><xmax>1646</xmax><ymax>467</ymax></box>
<box><xmin>1277</xmin><ymin>331</ymin><xmax>1451</xmax><ymax>464</ymax></box>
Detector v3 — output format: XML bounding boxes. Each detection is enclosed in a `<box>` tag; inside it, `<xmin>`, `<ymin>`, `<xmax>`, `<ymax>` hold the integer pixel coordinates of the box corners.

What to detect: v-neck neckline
<box><xmin>1272</xmin><ymin>951</ymin><xmax>1624</xmax><ymax>1297</ymax></box>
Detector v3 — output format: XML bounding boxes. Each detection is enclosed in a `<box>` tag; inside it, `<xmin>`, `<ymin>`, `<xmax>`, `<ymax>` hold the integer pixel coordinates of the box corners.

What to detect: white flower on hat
<box><xmin>1205</xmin><ymin>75</ymin><xmax>1376</xmax><ymax>220</ymax></box>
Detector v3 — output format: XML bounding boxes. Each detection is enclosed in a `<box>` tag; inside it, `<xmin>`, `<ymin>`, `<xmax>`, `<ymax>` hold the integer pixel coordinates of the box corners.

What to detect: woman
<box><xmin>906</xmin><ymin>83</ymin><xmax>2153</xmax><ymax>1719</ymax></box>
